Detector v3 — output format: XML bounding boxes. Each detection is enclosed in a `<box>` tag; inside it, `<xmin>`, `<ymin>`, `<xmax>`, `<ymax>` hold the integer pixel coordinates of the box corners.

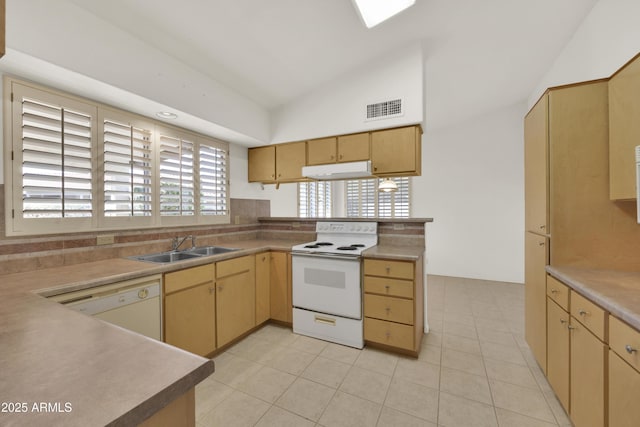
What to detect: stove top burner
<box><xmin>315</xmin><ymin>242</ymin><xmax>334</xmax><ymax>246</ymax></box>
<box><xmin>350</xmin><ymin>244</ymin><xmax>365</xmax><ymax>247</ymax></box>
<box><xmin>304</xmin><ymin>244</ymin><xmax>320</xmax><ymax>248</ymax></box>
<box><xmin>337</xmin><ymin>246</ymin><xmax>358</xmax><ymax>251</ymax></box>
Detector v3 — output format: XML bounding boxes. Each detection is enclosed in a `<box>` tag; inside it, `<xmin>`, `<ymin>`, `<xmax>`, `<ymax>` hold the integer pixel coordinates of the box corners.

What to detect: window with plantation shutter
<box><xmin>345</xmin><ymin>177</ymin><xmax>410</xmax><ymax>218</ymax></box>
<box><xmin>199</xmin><ymin>143</ymin><xmax>228</xmax><ymax>216</ymax></box>
<box><xmin>158</xmin><ymin>132</ymin><xmax>195</xmax><ymax>217</ymax></box>
<box><xmin>298</xmin><ymin>181</ymin><xmax>332</xmax><ymax>218</ymax></box>
<box><xmin>102</xmin><ymin>115</ymin><xmax>153</xmax><ymax>218</ymax></box>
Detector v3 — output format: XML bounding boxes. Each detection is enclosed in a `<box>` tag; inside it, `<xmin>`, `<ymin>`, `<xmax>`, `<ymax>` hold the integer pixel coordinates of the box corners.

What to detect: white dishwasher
<box><xmin>49</xmin><ymin>275</ymin><xmax>162</xmax><ymax>341</ymax></box>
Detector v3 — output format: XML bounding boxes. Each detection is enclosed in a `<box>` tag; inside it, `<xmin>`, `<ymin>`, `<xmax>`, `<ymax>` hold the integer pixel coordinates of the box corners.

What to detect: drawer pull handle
<box><xmin>209</xmin><ymin>287</ymin><xmax>215</xmax><ymax>294</ymax></box>
<box><xmin>314</xmin><ymin>315</ymin><xmax>336</xmax><ymax>326</ymax></box>
<box><xmin>567</xmin><ymin>325</ymin><xmax>576</xmax><ymax>330</ymax></box>
<box><xmin>385</xmin><ymin>307</ymin><xmax>391</xmax><ymax>314</ymax></box>
<box><xmin>385</xmin><ymin>331</ymin><xmax>391</xmax><ymax>339</ymax></box>
<box><xmin>578</xmin><ymin>309</ymin><xmax>589</xmax><ymax>316</ymax></box>
<box><xmin>539</xmin><ymin>242</ymin><xmax>545</xmax><ymax>246</ymax></box>
<box><xmin>625</xmin><ymin>345</ymin><xmax>637</xmax><ymax>354</ymax></box>
<box><xmin>385</xmin><ymin>267</ymin><xmax>391</xmax><ymax>273</ymax></box>
<box><xmin>385</xmin><ymin>285</ymin><xmax>390</xmax><ymax>292</ymax></box>
<box><xmin>560</xmin><ymin>319</ymin><xmax>567</xmax><ymax>325</ymax></box>
<box><xmin>550</xmin><ymin>289</ymin><xmax>559</xmax><ymax>294</ymax></box>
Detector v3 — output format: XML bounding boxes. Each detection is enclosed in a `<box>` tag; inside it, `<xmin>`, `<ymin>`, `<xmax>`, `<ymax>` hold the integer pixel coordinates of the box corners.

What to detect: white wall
<box><xmin>271</xmin><ymin>44</ymin><xmax>424</xmax><ymax>143</ymax></box>
<box><xmin>414</xmin><ymin>103</ymin><xmax>527</xmax><ymax>283</ymax></box>
<box><xmin>529</xmin><ymin>0</ymin><xmax>640</xmax><ymax>107</ymax></box>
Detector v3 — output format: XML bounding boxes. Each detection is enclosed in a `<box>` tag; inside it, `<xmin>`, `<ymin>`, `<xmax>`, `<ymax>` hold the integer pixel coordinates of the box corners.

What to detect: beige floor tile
<box><xmin>489</xmin><ymin>379</ymin><xmax>556</xmax><ymax>423</ymax></box>
<box><xmin>417</xmin><ymin>344</ymin><xmax>441</xmax><ymax>365</ymax></box>
<box><xmin>422</xmin><ymin>331</ymin><xmax>442</xmax><ymax>347</ymax></box>
<box><xmin>477</xmin><ymin>327</ymin><xmax>518</xmax><ymax>347</ymax></box>
<box><xmin>440</xmin><ymin>366</ymin><xmax>493</xmax><ymax>405</ymax></box>
<box><xmin>426</xmin><ymin>318</ymin><xmax>443</xmax><ymax>332</ymax></box>
<box><xmin>318</xmin><ymin>390</ymin><xmax>382</xmax><ymax>427</ymax></box>
<box><xmin>265</xmin><ymin>346</ymin><xmax>316</xmax><ymax>376</ymax></box>
<box><xmin>376</xmin><ymin>406</ymin><xmax>437</xmax><ymax>427</ymax></box>
<box><xmin>475</xmin><ymin>317</ymin><xmax>512</xmax><ymax>333</ymax></box>
<box><xmin>393</xmin><ymin>358</ymin><xmax>440</xmax><ymax>390</ymax></box>
<box><xmin>443</xmin><ymin>311</ymin><xmax>476</xmax><ymax>326</ymax></box>
<box><xmin>211</xmin><ymin>353</ymin><xmax>263</xmax><ymax>388</ymax></box>
<box><xmin>275</xmin><ymin>377</ymin><xmax>336</xmax><ymax>422</ymax></box>
<box><xmin>384</xmin><ymin>377</ymin><xmax>439</xmax><ymax>423</ymax></box>
<box><xmin>438</xmin><ymin>392</ymin><xmax>498</xmax><ymax>427</ymax></box>
<box><xmin>495</xmin><ymin>408</ymin><xmax>558</xmax><ymax>427</ymax></box>
<box><xmin>480</xmin><ymin>341</ymin><xmax>528</xmax><ymax>366</ymax></box>
<box><xmin>319</xmin><ymin>342</ymin><xmax>361</xmax><ymax>364</ymax></box>
<box><xmin>530</xmin><ymin>363</ymin><xmax>553</xmax><ymax>393</ymax></box>
<box><xmin>484</xmin><ymin>358</ymin><xmax>539</xmax><ymax>390</ymax></box>
<box><xmin>253</xmin><ymin>324</ymin><xmax>299</xmax><ymax>346</ymax></box>
<box><xmin>195</xmin><ymin>377</ymin><xmax>234</xmax><ymax>420</ymax></box>
<box><xmin>254</xmin><ymin>406</ymin><xmax>315</xmax><ymax>427</ymax></box>
<box><xmin>235</xmin><ymin>365</ymin><xmax>296</xmax><ymax>403</ymax></box>
<box><xmin>289</xmin><ymin>334</ymin><xmax>329</xmax><ymax>355</ymax></box>
<box><xmin>354</xmin><ymin>347</ymin><xmax>399</xmax><ymax>376</ymax></box>
<box><xmin>441</xmin><ymin>348</ymin><xmax>486</xmax><ymax>377</ymax></box>
<box><xmin>543</xmin><ymin>390</ymin><xmax>572</xmax><ymax>426</ymax></box>
<box><xmin>340</xmin><ymin>366</ymin><xmax>392</xmax><ymax>404</ymax></box>
<box><xmin>443</xmin><ymin>333</ymin><xmax>482</xmax><ymax>355</ymax></box>
<box><xmin>230</xmin><ymin>337</ymin><xmax>288</xmax><ymax>365</ymax></box>
<box><xmin>199</xmin><ymin>390</ymin><xmax>270</xmax><ymax>427</ymax></box>
<box><xmin>301</xmin><ymin>356</ymin><xmax>351</xmax><ymax>388</ymax></box>
<box><xmin>443</xmin><ymin>320</ymin><xmax>478</xmax><ymax>339</ymax></box>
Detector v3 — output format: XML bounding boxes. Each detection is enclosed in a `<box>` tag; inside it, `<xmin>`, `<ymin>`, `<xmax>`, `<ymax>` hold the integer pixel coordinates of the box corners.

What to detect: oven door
<box><xmin>292</xmin><ymin>253</ymin><xmax>361</xmax><ymax>319</ymax></box>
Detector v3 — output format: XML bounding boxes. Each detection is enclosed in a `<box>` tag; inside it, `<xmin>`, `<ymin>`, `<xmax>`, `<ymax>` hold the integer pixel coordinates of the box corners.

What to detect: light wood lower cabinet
<box><xmin>255</xmin><ymin>252</ymin><xmax>270</xmax><ymax>325</ymax></box>
<box><xmin>269</xmin><ymin>251</ymin><xmax>291</xmax><ymax>323</ymax></box>
<box><xmin>363</xmin><ymin>257</ymin><xmax>423</xmax><ymax>355</ymax></box>
<box><xmin>164</xmin><ymin>264</ymin><xmax>216</xmax><ymax>357</ymax></box>
<box><xmin>609</xmin><ymin>349</ymin><xmax>640</xmax><ymax>427</ymax></box>
<box><xmin>216</xmin><ymin>256</ymin><xmax>256</xmax><ymax>348</ymax></box>
<box><xmin>525</xmin><ymin>233</ymin><xmax>548</xmax><ymax>372</ymax></box>
<box><xmin>547</xmin><ymin>298</ymin><xmax>570</xmax><ymax>412</ymax></box>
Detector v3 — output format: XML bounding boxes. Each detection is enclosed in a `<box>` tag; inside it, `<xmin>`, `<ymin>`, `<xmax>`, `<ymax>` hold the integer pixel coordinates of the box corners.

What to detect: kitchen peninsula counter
<box><xmin>0</xmin><ymin>239</ymin><xmax>302</xmax><ymax>426</ymax></box>
<box><xmin>546</xmin><ymin>266</ymin><xmax>640</xmax><ymax>331</ymax></box>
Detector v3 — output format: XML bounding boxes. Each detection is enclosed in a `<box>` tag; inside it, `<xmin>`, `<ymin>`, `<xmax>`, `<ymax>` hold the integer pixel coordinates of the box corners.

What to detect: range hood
<box><xmin>302</xmin><ymin>161</ymin><xmax>373</xmax><ymax>180</ymax></box>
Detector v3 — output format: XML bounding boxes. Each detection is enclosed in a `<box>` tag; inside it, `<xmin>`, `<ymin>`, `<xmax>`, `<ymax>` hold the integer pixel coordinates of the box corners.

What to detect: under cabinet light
<box><xmin>352</xmin><ymin>0</ymin><xmax>415</xmax><ymax>28</ymax></box>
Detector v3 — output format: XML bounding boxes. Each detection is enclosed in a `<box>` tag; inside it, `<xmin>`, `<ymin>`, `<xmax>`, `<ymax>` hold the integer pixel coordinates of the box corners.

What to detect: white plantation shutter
<box><xmin>103</xmin><ymin>118</ymin><xmax>153</xmax><ymax>217</ymax></box>
<box><xmin>159</xmin><ymin>133</ymin><xmax>195</xmax><ymax>216</ymax></box>
<box><xmin>298</xmin><ymin>181</ymin><xmax>332</xmax><ymax>217</ymax></box>
<box><xmin>14</xmin><ymin>84</ymin><xmax>96</xmax><ymax>231</ymax></box>
<box><xmin>199</xmin><ymin>142</ymin><xmax>228</xmax><ymax>216</ymax></box>
<box><xmin>345</xmin><ymin>177</ymin><xmax>410</xmax><ymax>218</ymax></box>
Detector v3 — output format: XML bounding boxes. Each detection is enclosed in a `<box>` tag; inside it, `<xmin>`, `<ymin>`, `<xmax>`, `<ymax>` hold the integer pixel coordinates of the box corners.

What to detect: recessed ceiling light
<box><xmin>156</xmin><ymin>111</ymin><xmax>178</xmax><ymax>119</ymax></box>
<box><xmin>352</xmin><ymin>0</ymin><xmax>415</xmax><ymax>28</ymax></box>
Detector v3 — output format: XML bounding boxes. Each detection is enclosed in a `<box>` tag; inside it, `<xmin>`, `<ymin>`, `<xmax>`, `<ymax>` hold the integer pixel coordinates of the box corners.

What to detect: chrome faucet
<box><xmin>172</xmin><ymin>235</ymin><xmax>195</xmax><ymax>251</ymax></box>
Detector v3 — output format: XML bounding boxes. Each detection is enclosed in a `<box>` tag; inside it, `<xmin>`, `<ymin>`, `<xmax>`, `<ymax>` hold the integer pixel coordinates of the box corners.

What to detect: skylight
<box><xmin>352</xmin><ymin>0</ymin><xmax>416</xmax><ymax>28</ymax></box>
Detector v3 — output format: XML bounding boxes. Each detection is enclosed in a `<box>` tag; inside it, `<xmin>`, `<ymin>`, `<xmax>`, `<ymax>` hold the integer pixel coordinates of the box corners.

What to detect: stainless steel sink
<box><xmin>187</xmin><ymin>246</ymin><xmax>238</xmax><ymax>256</ymax></box>
<box><xmin>129</xmin><ymin>246</ymin><xmax>238</xmax><ymax>263</ymax></box>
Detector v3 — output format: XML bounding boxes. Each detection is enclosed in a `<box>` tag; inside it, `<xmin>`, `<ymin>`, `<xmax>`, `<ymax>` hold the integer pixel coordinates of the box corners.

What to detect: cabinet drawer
<box><xmin>364</xmin><ymin>317</ymin><xmax>414</xmax><ymax>351</ymax></box>
<box><xmin>364</xmin><ymin>259</ymin><xmax>414</xmax><ymax>280</ymax></box>
<box><xmin>610</xmin><ymin>316</ymin><xmax>640</xmax><ymax>372</ymax></box>
<box><xmin>164</xmin><ymin>263</ymin><xmax>215</xmax><ymax>295</ymax></box>
<box><xmin>364</xmin><ymin>276</ymin><xmax>413</xmax><ymax>298</ymax></box>
<box><xmin>546</xmin><ymin>275</ymin><xmax>569</xmax><ymax>311</ymax></box>
<box><xmin>364</xmin><ymin>294</ymin><xmax>414</xmax><ymax>325</ymax></box>
<box><xmin>570</xmin><ymin>291</ymin><xmax>606</xmax><ymax>341</ymax></box>
<box><xmin>217</xmin><ymin>255</ymin><xmax>254</xmax><ymax>279</ymax></box>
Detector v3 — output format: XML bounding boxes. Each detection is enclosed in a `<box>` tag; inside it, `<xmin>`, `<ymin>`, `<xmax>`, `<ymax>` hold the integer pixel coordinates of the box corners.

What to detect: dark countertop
<box><xmin>546</xmin><ymin>266</ymin><xmax>640</xmax><ymax>331</ymax></box>
<box><xmin>0</xmin><ymin>239</ymin><xmax>301</xmax><ymax>426</ymax></box>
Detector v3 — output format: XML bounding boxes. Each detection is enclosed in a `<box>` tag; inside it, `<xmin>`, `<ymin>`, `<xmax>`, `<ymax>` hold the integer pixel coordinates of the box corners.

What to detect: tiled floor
<box><xmin>196</xmin><ymin>275</ymin><xmax>570</xmax><ymax>427</ymax></box>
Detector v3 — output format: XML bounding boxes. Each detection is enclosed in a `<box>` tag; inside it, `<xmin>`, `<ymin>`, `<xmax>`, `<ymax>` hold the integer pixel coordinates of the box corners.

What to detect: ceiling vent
<box><xmin>365</xmin><ymin>98</ymin><xmax>403</xmax><ymax>121</ymax></box>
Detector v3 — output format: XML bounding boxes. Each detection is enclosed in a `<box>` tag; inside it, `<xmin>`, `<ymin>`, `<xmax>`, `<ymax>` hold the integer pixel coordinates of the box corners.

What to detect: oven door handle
<box><xmin>291</xmin><ymin>252</ymin><xmax>360</xmax><ymax>261</ymax></box>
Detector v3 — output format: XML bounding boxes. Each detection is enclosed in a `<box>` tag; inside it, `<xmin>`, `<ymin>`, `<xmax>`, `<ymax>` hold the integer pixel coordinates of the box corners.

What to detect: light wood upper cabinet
<box><xmin>371</xmin><ymin>125</ymin><xmax>422</xmax><ymax>176</ymax></box>
<box><xmin>275</xmin><ymin>142</ymin><xmax>306</xmax><ymax>182</ymax></box>
<box><xmin>609</xmin><ymin>53</ymin><xmax>640</xmax><ymax>201</ymax></box>
<box><xmin>255</xmin><ymin>252</ymin><xmax>270</xmax><ymax>325</ymax></box>
<box><xmin>248</xmin><ymin>146</ymin><xmax>275</xmax><ymax>182</ymax></box>
<box><xmin>216</xmin><ymin>256</ymin><xmax>256</xmax><ymax>347</ymax></box>
<box><xmin>269</xmin><ymin>251</ymin><xmax>291</xmax><ymax>323</ymax></box>
<box><xmin>307</xmin><ymin>137</ymin><xmax>337</xmax><ymax>165</ymax></box>
<box><xmin>524</xmin><ymin>94</ymin><xmax>549</xmax><ymax>234</ymax></box>
<box><xmin>164</xmin><ymin>264</ymin><xmax>216</xmax><ymax>357</ymax></box>
<box><xmin>338</xmin><ymin>132</ymin><xmax>370</xmax><ymax>162</ymax></box>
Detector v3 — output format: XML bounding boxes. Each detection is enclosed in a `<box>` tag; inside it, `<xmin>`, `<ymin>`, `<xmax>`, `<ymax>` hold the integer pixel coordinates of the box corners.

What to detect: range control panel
<box><xmin>315</xmin><ymin>221</ymin><xmax>377</xmax><ymax>235</ymax></box>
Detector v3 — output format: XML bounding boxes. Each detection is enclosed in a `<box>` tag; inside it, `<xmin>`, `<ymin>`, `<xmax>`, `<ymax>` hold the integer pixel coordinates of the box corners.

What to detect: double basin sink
<box><xmin>130</xmin><ymin>246</ymin><xmax>238</xmax><ymax>264</ymax></box>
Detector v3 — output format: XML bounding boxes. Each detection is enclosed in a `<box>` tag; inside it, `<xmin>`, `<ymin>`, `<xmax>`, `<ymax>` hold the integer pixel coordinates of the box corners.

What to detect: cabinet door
<box><xmin>371</xmin><ymin>126</ymin><xmax>421</xmax><ymax>176</ymax></box>
<box><xmin>269</xmin><ymin>251</ymin><xmax>290</xmax><ymax>323</ymax></box>
<box><xmin>216</xmin><ymin>260</ymin><xmax>256</xmax><ymax>347</ymax></box>
<box><xmin>276</xmin><ymin>142</ymin><xmax>306</xmax><ymax>181</ymax></box>
<box><xmin>164</xmin><ymin>282</ymin><xmax>216</xmax><ymax>356</ymax></box>
<box><xmin>307</xmin><ymin>137</ymin><xmax>337</xmax><ymax>165</ymax></box>
<box><xmin>525</xmin><ymin>232</ymin><xmax>548</xmax><ymax>372</ymax></box>
<box><xmin>255</xmin><ymin>252</ymin><xmax>270</xmax><ymax>325</ymax></box>
<box><xmin>609</xmin><ymin>350</ymin><xmax>640</xmax><ymax>427</ymax></box>
<box><xmin>546</xmin><ymin>299</ymin><xmax>570</xmax><ymax>412</ymax></box>
<box><xmin>609</xmin><ymin>54</ymin><xmax>640</xmax><ymax>201</ymax></box>
<box><xmin>524</xmin><ymin>94</ymin><xmax>549</xmax><ymax>233</ymax></box>
<box><xmin>248</xmin><ymin>146</ymin><xmax>275</xmax><ymax>182</ymax></box>
<box><xmin>338</xmin><ymin>133</ymin><xmax>369</xmax><ymax>162</ymax></box>
<box><xmin>570</xmin><ymin>320</ymin><xmax>606</xmax><ymax>427</ymax></box>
